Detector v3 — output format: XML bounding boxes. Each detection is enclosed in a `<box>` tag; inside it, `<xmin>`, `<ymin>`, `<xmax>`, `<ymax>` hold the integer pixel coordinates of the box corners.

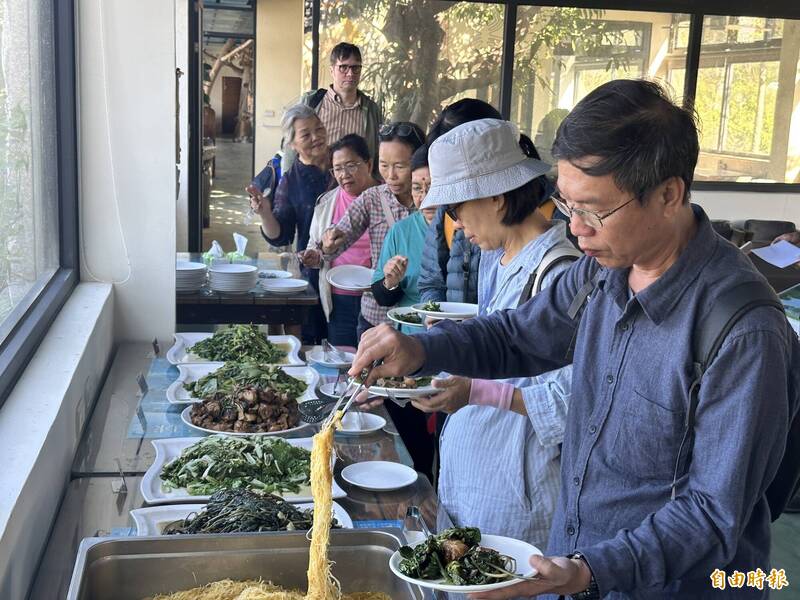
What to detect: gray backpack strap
<box><xmin>517</xmin><ymin>246</ymin><xmax>582</xmax><ymax>308</ymax></box>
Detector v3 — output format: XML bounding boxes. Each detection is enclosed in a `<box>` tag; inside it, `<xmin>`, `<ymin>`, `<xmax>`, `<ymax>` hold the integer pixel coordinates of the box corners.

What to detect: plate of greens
<box><xmin>140</xmin><ymin>435</ymin><xmax>346</xmax><ymax>505</ymax></box>
<box><xmin>389</xmin><ymin>527</ymin><xmax>541</xmax><ymax>593</ymax></box>
<box><xmin>167</xmin><ymin>363</ymin><xmax>318</xmax><ymax>405</ymax></box>
<box><xmin>387</xmin><ymin>307</ymin><xmax>425</xmax><ymax>328</ymax></box>
<box><xmin>166</xmin><ymin>327</ymin><xmax>303</xmax><ymax>365</ymax></box>
<box><xmin>411</xmin><ymin>301</ymin><xmax>478</xmax><ymax>321</ymax></box>
<box><xmin>130</xmin><ymin>491</ymin><xmax>352</xmax><ymax>536</ymax></box>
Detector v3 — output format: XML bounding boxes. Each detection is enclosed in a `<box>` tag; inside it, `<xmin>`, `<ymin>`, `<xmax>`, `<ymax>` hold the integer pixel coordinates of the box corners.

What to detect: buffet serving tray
<box><xmin>66</xmin><ymin>529</ymin><xmax>423</xmax><ymax>600</ymax></box>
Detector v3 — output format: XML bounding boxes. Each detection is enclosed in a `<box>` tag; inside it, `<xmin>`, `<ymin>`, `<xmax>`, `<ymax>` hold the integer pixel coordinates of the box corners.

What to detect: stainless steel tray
<box><xmin>66</xmin><ymin>528</ymin><xmax>422</xmax><ymax>600</ymax></box>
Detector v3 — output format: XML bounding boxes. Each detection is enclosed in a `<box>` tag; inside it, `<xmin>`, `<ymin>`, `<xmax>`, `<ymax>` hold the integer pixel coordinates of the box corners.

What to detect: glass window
<box><xmin>691</xmin><ymin>15</ymin><xmax>799</xmax><ymax>183</ymax></box>
<box><xmin>0</xmin><ymin>0</ymin><xmax>60</xmax><ymax>342</ymax></box>
<box><xmin>310</xmin><ymin>0</ymin><xmax>504</xmax><ymax>130</ymax></box>
<box><xmin>510</xmin><ymin>8</ymin><xmax>687</xmax><ymax>164</ymax></box>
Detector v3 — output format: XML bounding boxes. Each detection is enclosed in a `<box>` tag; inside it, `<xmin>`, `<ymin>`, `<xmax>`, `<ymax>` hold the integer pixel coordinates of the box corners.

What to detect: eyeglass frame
<box><xmin>379</xmin><ymin>123</ymin><xmax>425</xmax><ymax>148</ymax></box>
<box><xmin>335</xmin><ymin>63</ymin><xmax>362</xmax><ymax>74</ymax></box>
<box><xmin>444</xmin><ymin>202</ymin><xmax>465</xmax><ymax>222</ymax></box>
<box><xmin>551</xmin><ymin>191</ymin><xmax>637</xmax><ymax>229</ymax></box>
<box><xmin>330</xmin><ymin>161</ymin><xmax>365</xmax><ymax>177</ymax></box>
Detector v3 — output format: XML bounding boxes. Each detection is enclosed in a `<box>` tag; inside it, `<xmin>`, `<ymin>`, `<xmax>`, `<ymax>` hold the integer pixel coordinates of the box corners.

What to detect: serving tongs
<box><xmin>320</xmin><ymin>359</ymin><xmax>382</xmax><ymax>428</ymax></box>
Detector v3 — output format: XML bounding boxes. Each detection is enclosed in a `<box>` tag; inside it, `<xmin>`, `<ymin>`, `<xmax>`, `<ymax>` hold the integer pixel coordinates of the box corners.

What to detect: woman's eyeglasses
<box><xmin>379</xmin><ymin>123</ymin><xmax>425</xmax><ymax>147</ymax></box>
<box><xmin>336</xmin><ymin>63</ymin><xmax>362</xmax><ymax>74</ymax></box>
<box><xmin>444</xmin><ymin>202</ymin><xmax>464</xmax><ymax>222</ymax></box>
<box><xmin>330</xmin><ymin>161</ymin><xmax>364</xmax><ymax>177</ymax></box>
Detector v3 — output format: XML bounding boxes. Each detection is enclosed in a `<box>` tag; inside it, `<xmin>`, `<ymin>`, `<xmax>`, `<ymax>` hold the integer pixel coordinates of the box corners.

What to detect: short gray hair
<box><xmin>282</xmin><ymin>104</ymin><xmax>318</xmax><ymax>145</ymax></box>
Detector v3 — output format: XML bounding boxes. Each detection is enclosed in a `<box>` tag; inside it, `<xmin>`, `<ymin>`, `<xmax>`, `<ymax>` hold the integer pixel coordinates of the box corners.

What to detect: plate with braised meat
<box><xmin>389</xmin><ymin>526</ymin><xmax>541</xmax><ymax>593</ymax></box>
<box><xmin>180</xmin><ymin>384</ymin><xmax>310</xmax><ymax>435</ymax></box>
<box><xmin>364</xmin><ymin>375</ymin><xmax>437</xmax><ymax>398</ymax></box>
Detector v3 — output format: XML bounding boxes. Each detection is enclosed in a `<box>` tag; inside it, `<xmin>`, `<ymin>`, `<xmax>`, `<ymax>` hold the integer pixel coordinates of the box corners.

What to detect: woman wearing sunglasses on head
<box><xmin>299</xmin><ymin>134</ymin><xmax>378</xmax><ymax>347</ymax></box>
<box><xmin>320</xmin><ymin>121</ymin><xmax>426</xmax><ymax>339</ymax></box>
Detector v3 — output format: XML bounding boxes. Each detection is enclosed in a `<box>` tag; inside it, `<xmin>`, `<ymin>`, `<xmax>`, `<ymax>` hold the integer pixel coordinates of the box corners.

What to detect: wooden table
<box><xmin>176</xmin><ymin>252</ymin><xmax>319</xmax><ymax>325</ymax></box>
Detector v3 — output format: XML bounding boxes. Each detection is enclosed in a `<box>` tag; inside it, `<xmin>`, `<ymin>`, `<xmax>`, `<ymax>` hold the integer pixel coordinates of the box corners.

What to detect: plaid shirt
<box><xmin>327</xmin><ymin>184</ymin><xmax>415</xmax><ymax>326</ymax></box>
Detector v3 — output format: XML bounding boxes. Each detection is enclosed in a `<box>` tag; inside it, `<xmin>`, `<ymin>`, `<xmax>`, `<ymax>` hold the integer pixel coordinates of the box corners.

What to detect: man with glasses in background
<box><xmin>350</xmin><ymin>79</ymin><xmax>799</xmax><ymax>598</ymax></box>
<box><xmin>283</xmin><ymin>42</ymin><xmax>382</xmax><ymax>174</ymax></box>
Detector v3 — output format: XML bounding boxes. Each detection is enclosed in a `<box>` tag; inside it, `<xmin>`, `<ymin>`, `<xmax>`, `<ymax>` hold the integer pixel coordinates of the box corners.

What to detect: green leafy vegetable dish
<box><xmin>184</xmin><ymin>362</ymin><xmax>307</xmax><ymax>399</ymax></box>
<box><xmin>187</xmin><ymin>324</ymin><xmax>287</xmax><ymax>363</ymax></box>
<box><xmin>162</xmin><ymin>489</ymin><xmax>339</xmax><ymax>535</ymax></box>
<box><xmin>421</xmin><ymin>301</ymin><xmax>441</xmax><ymax>312</ymax></box>
<box><xmin>398</xmin><ymin>527</ymin><xmax>517</xmax><ymax>586</ymax></box>
<box><xmin>395</xmin><ymin>311</ymin><xmax>423</xmax><ymax>324</ymax></box>
<box><xmin>160</xmin><ymin>435</ymin><xmax>310</xmax><ymax>496</ymax></box>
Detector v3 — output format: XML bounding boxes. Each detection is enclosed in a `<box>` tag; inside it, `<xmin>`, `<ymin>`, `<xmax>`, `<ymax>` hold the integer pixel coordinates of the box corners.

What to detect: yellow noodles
<box><xmin>306</xmin><ymin>414</ymin><xmax>339</xmax><ymax>600</ymax></box>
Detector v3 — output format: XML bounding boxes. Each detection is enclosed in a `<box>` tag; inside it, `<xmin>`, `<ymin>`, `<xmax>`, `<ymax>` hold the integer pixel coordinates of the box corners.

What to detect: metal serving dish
<box><xmin>66</xmin><ymin>529</ymin><xmax>422</xmax><ymax>600</ymax></box>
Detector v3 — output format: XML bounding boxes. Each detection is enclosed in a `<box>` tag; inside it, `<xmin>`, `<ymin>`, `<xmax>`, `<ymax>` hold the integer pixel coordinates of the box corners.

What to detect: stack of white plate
<box><xmin>176</xmin><ymin>261</ymin><xmax>207</xmax><ymax>293</ymax></box>
<box><xmin>262</xmin><ymin>278</ymin><xmax>309</xmax><ymax>294</ymax></box>
<box><xmin>208</xmin><ymin>263</ymin><xmax>258</xmax><ymax>293</ymax></box>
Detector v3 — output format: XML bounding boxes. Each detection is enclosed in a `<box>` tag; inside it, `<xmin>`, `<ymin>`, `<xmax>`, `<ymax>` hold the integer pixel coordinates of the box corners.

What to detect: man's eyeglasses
<box><xmin>336</xmin><ymin>63</ymin><xmax>362</xmax><ymax>74</ymax></box>
<box><xmin>444</xmin><ymin>202</ymin><xmax>464</xmax><ymax>222</ymax></box>
<box><xmin>330</xmin><ymin>161</ymin><xmax>364</xmax><ymax>177</ymax></box>
<box><xmin>379</xmin><ymin>123</ymin><xmax>425</xmax><ymax>147</ymax></box>
<box><xmin>551</xmin><ymin>191</ymin><xmax>636</xmax><ymax>229</ymax></box>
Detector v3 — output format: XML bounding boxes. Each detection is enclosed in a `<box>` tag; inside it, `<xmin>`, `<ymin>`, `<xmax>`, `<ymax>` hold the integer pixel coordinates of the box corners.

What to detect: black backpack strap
<box><xmin>308</xmin><ymin>88</ymin><xmax>327</xmax><ymax>110</ymax></box>
<box><xmin>562</xmin><ymin>270</ymin><xmax>603</xmax><ymax>361</ymax></box>
<box><xmin>670</xmin><ymin>280</ymin><xmax>785</xmax><ymax>503</ymax></box>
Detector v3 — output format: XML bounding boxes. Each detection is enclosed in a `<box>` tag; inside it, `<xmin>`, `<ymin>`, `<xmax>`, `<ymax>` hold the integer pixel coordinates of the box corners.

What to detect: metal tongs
<box><xmin>322</xmin><ymin>359</ymin><xmax>381</xmax><ymax>428</ymax></box>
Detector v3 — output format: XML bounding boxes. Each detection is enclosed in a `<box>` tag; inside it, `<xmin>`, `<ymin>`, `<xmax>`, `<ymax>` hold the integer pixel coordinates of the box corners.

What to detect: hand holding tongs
<box><xmin>322</xmin><ymin>359</ymin><xmax>381</xmax><ymax>428</ymax></box>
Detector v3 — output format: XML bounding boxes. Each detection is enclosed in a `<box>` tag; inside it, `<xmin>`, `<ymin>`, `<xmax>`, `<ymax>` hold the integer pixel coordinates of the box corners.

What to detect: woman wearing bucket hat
<box><xmin>411</xmin><ymin>118</ymin><xmax>579</xmax><ymax>555</ymax></box>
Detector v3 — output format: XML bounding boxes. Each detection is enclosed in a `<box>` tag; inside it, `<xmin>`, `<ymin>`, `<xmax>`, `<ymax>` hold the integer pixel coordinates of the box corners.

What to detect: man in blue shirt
<box><xmin>350</xmin><ymin>80</ymin><xmax>800</xmax><ymax>599</ymax></box>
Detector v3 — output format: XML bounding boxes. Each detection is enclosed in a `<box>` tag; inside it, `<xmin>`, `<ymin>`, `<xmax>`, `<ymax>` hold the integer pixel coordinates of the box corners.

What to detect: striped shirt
<box><xmin>326</xmin><ymin>184</ymin><xmax>415</xmax><ymax>326</ymax></box>
<box><xmin>317</xmin><ymin>86</ymin><xmax>365</xmax><ymax>147</ymax></box>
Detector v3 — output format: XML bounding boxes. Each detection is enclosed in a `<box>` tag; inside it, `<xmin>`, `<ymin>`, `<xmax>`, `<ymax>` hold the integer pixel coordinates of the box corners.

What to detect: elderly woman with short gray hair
<box><xmin>250</xmin><ymin>103</ymin><xmax>333</xmax><ymax>342</ymax></box>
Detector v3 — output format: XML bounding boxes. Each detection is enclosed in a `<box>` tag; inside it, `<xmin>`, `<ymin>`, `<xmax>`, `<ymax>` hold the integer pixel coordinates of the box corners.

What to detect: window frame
<box><xmin>307</xmin><ymin>0</ymin><xmax>800</xmax><ymax>191</ymax></box>
<box><xmin>0</xmin><ymin>0</ymin><xmax>80</xmax><ymax>405</ymax></box>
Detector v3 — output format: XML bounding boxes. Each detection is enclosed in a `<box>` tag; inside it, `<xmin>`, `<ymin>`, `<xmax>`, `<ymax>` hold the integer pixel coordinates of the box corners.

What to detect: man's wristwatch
<box><xmin>383</xmin><ymin>279</ymin><xmax>400</xmax><ymax>291</ymax></box>
<box><xmin>567</xmin><ymin>552</ymin><xmax>600</xmax><ymax>600</ymax></box>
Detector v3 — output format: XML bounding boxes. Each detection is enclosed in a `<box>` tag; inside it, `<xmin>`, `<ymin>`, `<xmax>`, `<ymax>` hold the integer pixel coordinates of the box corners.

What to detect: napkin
<box><xmin>202</xmin><ymin>240</ymin><xmax>227</xmax><ymax>266</ymax></box>
<box><xmin>227</xmin><ymin>232</ymin><xmax>250</xmax><ymax>263</ymax></box>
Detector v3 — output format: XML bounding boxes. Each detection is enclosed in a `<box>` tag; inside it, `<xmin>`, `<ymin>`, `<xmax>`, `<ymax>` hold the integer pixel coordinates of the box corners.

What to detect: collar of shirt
<box><xmin>326</xmin><ymin>85</ymin><xmax>362</xmax><ymax>108</ymax></box>
<box><xmin>480</xmin><ymin>220</ymin><xmax>570</xmax><ymax>315</ymax></box>
<box><xmin>597</xmin><ymin>204</ymin><xmax>718</xmax><ymax>325</ymax></box>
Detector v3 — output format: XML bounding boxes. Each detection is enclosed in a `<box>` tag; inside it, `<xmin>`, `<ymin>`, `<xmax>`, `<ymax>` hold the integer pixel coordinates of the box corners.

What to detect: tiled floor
<box><xmin>202</xmin><ymin>137</ymin><xmax>263</xmax><ymax>252</ymax></box>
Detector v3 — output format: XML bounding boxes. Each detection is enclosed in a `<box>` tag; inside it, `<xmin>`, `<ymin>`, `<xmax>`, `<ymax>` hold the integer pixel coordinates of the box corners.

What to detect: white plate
<box><xmin>387</xmin><ymin>307</ymin><xmax>425</xmax><ymax>328</ymax></box>
<box><xmin>411</xmin><ymin>302</ymin><xmax>479</xmax><ymax>320</ymax></box>
<box><xmin>208</xmin><ymin>264</ymin><xmax>258</xmax><ymax>274</ymax></box>
<box><xmin>259</xmin><ymin>269</ymin><xmax>293</xmax><ymax>279</ymax></box>
<box><xmin>367</xmin><ymin>379</ymin><xmax>438</xmax><ymax>398</ymax></box>
<box><xmin>140</xmin><ymin>437</ymin><xmax>346</xmax><ymax>504</ymax></box>
<box><xmin>306</xmin><ymin>348</ymin><xmax>355</xmax><ymax>369</ymax></box>
<box><xmin>180</xmin><ymin>405</ymin><xmax>311</xmax><ymax>436</ymax></box>
<box><xmin>337</xmin><ymin>411</ymin><xmax>386</xmax><ymax>435</ymax></box>
<box><xmin>130</xmin><ymin>501</ymin><xmax>353</xmax><ymax>536</ymax></box>
<box><xmin>166</xmin><ymin>333</ymin><xmax>303</xmax><ymax>365</ymax></box>
<box><xmin>326</xmin><ymin>265</ymin><xmax>373</xmax><ymax>291</ymax></box>
<box><xmin>341</xmin><ymin>461</ymin><xmax>417</xmax><ymax>491</ymax></box>
<box><xmin>262</xmin><ymin>278</ymin><xmax>309</xmax><ymax>293</ymax></box>
<box><xmin>177</xmin><ymin>261</ymin><xmax>207</xmax><ymax>272</ymax></box>
<box><xmin>167</xmin><ymin>364</ymin><xmax>319</xmax><ymax>405</ymax></box>
<box><xmin>318</xmin><ymin>382</ymin><xmax>379</xmax><ymax>401</ymax></box>
<box><xmin>389</xmin><ymin>534</ymin><xmax>542</xmax><ymax>594</ymax></box>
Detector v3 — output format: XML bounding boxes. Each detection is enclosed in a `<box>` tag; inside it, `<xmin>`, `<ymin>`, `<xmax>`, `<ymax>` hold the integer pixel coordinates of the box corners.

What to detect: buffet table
<box><xmin>36</xmin><ymin>342</ymin><xmax>437</xmax><ymax>600</ymax></box>
<box><xmin>175</xmin><ymin>252</ymin><xmax>319</xmax><ymax>325</ymax></box>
